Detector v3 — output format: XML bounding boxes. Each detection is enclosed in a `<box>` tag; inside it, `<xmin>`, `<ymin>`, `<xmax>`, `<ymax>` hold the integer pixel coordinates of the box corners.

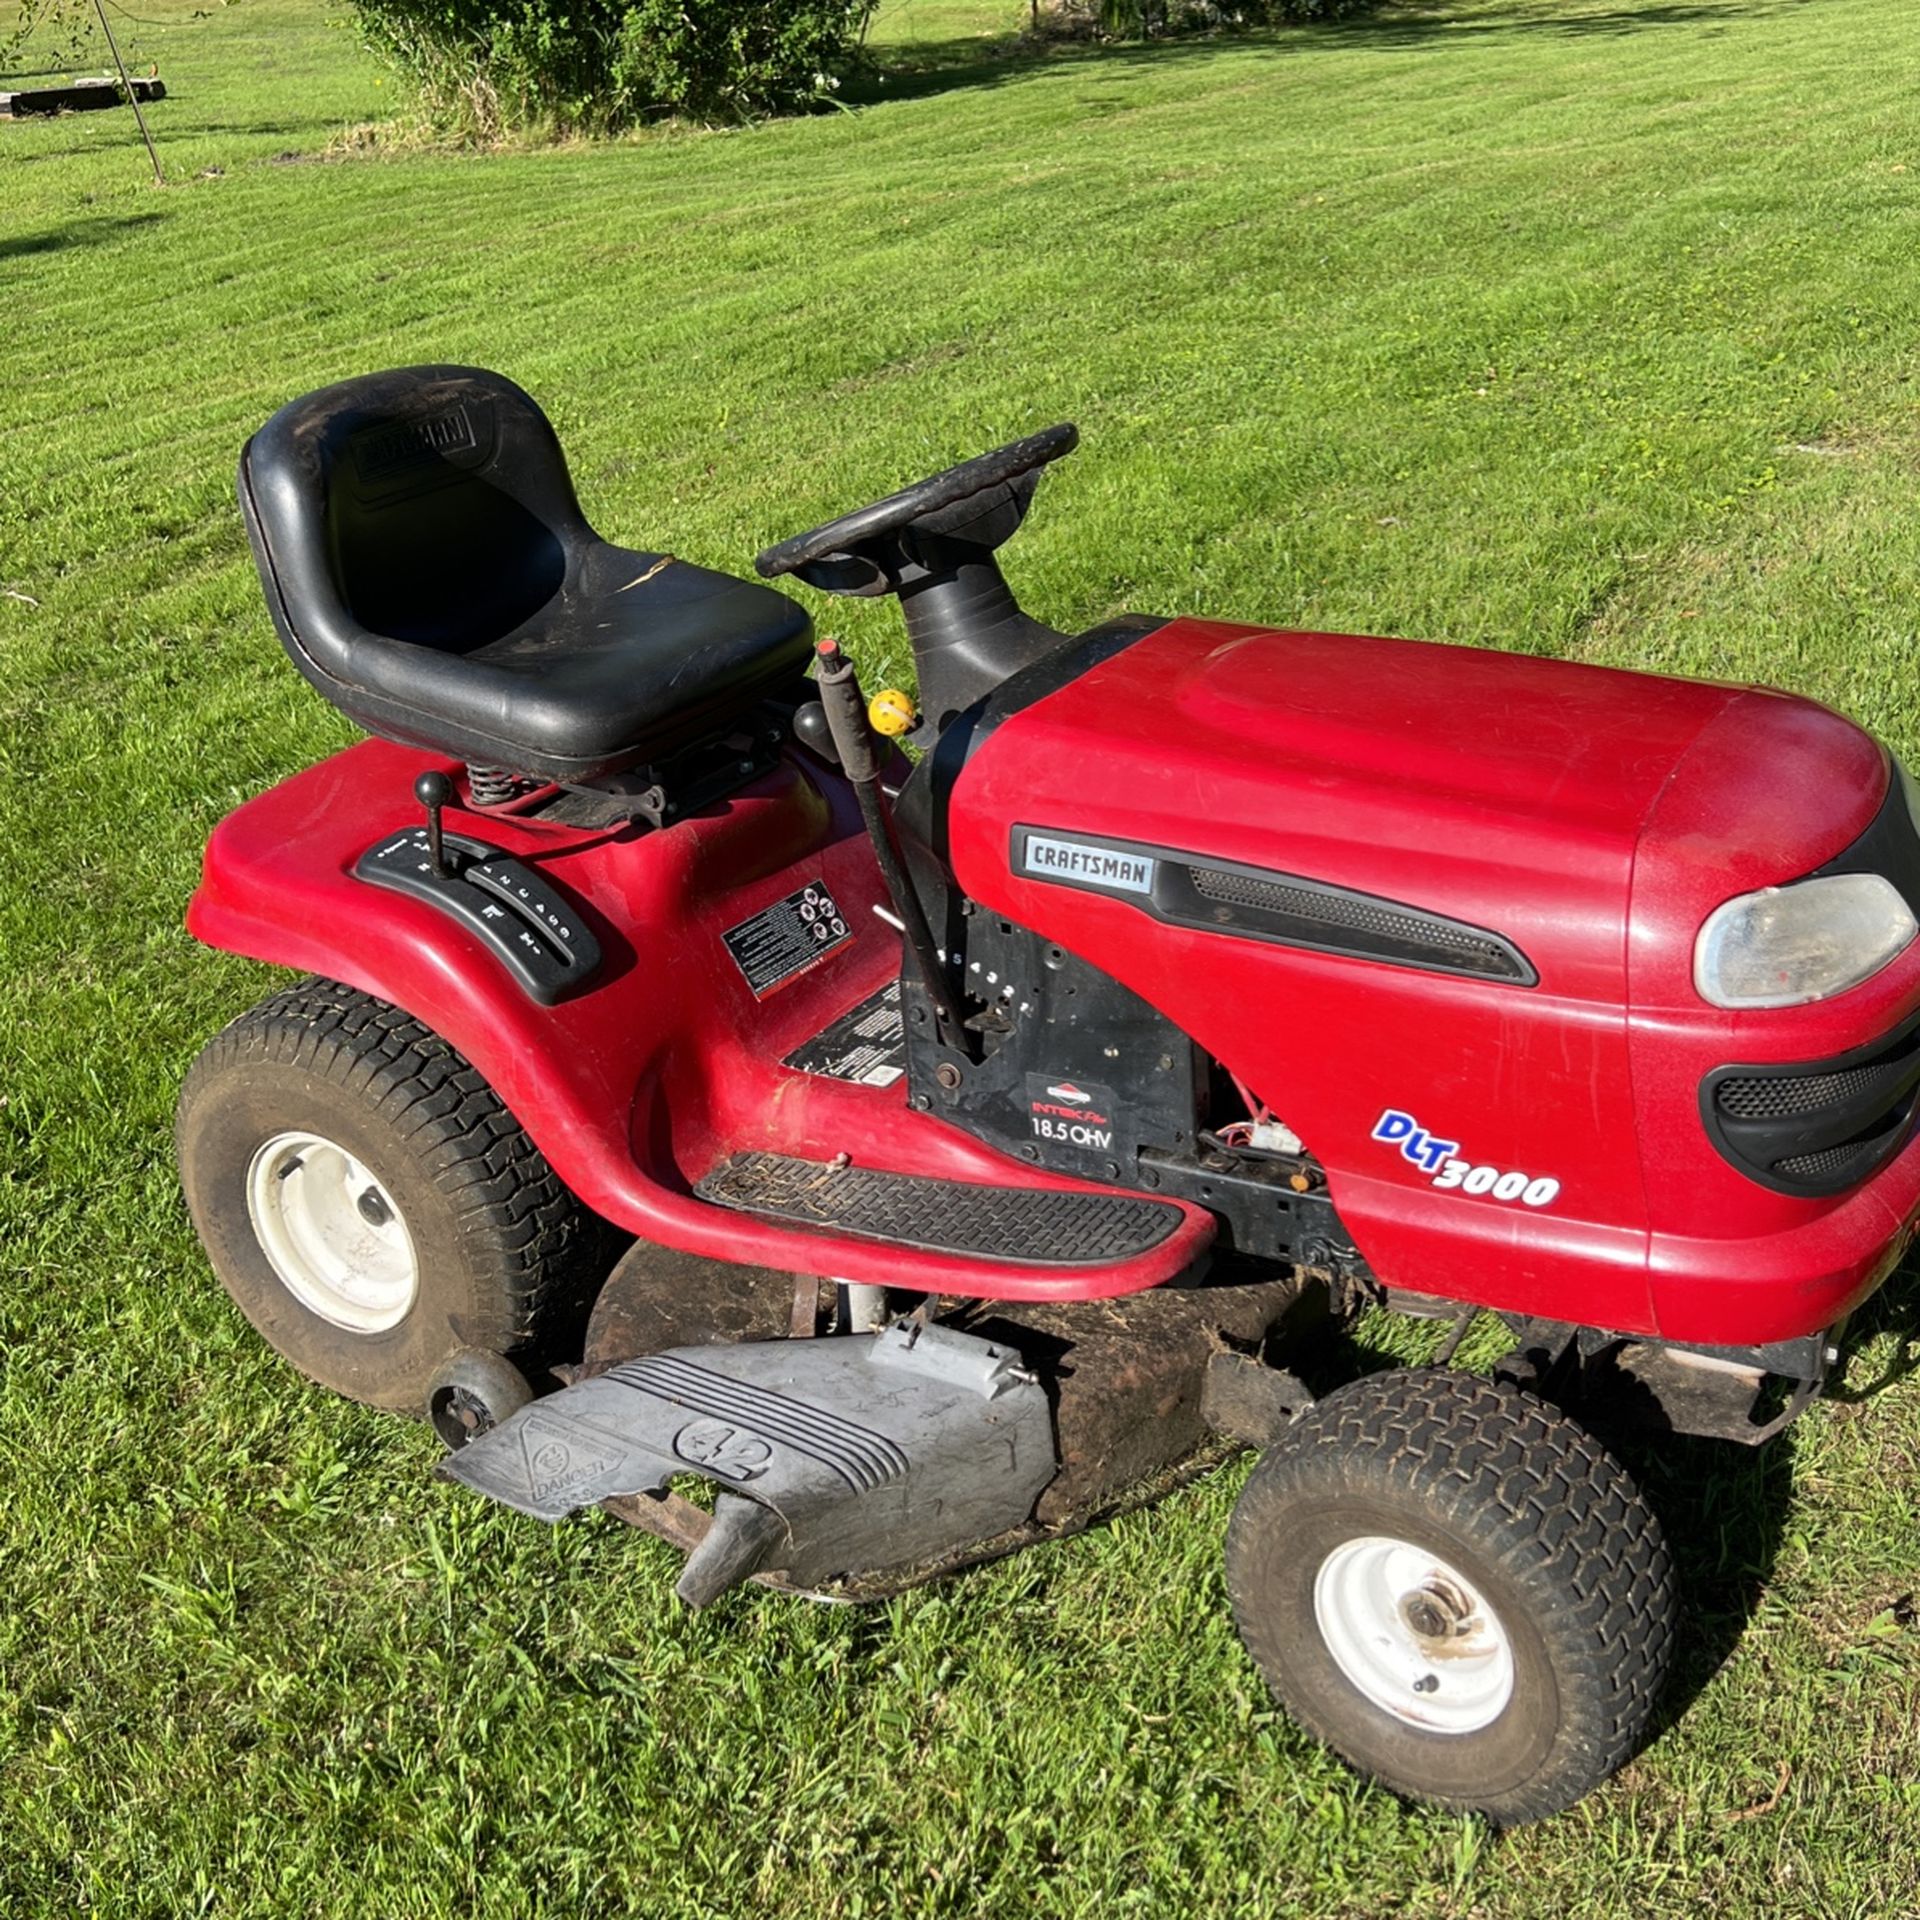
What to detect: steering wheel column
<box><xmin>756</xmin><ymin>426</ymin><xmax>1079</xmax><ymax>738</ymax></box>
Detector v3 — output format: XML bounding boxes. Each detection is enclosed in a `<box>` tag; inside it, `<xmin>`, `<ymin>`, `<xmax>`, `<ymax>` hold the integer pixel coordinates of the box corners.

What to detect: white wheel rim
<box><xmin>245</xmin><ymin>1130</ymin><xmax>419</xmax><ymax>1334</ymax></box>
<box><xmin>1312</xmin><ymin>1534</ymin><xmax>1515</xmax><ymax>1735</ymax></box>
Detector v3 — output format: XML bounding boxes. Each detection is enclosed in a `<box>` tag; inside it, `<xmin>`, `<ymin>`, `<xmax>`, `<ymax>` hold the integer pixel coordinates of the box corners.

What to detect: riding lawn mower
<box><xmin>175</xmin><ymin>365</ymin><xmax>1920</xmax><ymax>1821</ymax></box>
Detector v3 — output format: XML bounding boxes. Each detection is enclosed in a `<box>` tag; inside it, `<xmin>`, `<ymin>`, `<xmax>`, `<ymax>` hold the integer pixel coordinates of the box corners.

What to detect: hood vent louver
<box><xmin>1183</xmin><ymin>863</ymin><xmax>1534</xmax><ymax>983</ymax></box>
<box><xmin>1010</xmin><ymin>824</ymin><xmax>1536</xmax><ymax>986</ymax></box>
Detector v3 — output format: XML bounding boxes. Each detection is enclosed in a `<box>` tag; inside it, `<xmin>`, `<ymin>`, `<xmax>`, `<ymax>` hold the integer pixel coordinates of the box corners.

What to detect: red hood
<box><xmin>952</xmin><ymin>618</ymin><xmax>1886</xmax><ymax>1006</ymax></box>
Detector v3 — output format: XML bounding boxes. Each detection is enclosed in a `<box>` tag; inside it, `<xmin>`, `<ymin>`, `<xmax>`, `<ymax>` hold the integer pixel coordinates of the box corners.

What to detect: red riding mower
<box><xmin>178</xmin><ymin>365</ymin><xmax>1920</xmax><ymax>1822</ymax></box>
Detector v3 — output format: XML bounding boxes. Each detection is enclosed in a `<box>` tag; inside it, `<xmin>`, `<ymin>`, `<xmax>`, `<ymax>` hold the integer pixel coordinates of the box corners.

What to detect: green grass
<box><xmin>6</xmin><ymin>0</ymin><xmax>1920</xmax><ymax>1912</ymax></box>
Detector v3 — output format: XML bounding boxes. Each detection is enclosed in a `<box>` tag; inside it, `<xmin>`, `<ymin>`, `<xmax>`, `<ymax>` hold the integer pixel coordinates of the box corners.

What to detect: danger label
<box><xmin>723</xmin><ymin>882</ymin><xmax>852</xmax><ymax>995</ymax></box>
<box><xmin>1025</xmin><ymin>1073</ymin><xmax>1121</xmax><ymax>1157</ymax></box>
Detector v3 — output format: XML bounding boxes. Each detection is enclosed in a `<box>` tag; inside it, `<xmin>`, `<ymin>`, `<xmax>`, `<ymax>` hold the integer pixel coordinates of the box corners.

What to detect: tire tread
<box><xmin>185</xmin><ymin>976</ymin><xmax>608</xmax><ymax>1350</ymax></box>
<box><xmin>1226</xmin><ymin>1366</ymin><xmax>1676</xmax><ymax>1823</ymax></box>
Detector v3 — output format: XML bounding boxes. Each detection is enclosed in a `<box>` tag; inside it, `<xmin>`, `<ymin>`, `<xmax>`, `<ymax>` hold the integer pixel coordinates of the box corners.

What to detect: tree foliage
<box><xmin>3</xmin><ymin>0</ymin><xmax>103</xmax><ymax>75</ymax></box>
<box><xmin>346</xmin><ymin>0</ymin><xmax>879</xmax><ymax>138</ymax></box>
<box><xmin>1040</xmin><ymin>0</ymin><xmax>1378</xmax><ymax>36</ymax></box>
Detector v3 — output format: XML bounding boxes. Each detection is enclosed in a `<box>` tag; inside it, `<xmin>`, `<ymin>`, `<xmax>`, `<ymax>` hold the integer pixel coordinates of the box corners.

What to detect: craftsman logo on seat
<box><xmin>1020</xmin><ymin>834</ymin><xmax>1156</xmax><ymax>896</ymax></box>
<box><xmin>352</xmin><ymin>406</ymin><xmax>480</xmax><ymax>482</ymax></box>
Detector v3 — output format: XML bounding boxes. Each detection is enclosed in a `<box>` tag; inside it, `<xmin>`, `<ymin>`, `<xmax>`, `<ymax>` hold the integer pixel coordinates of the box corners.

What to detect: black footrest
<box><xmin>695</xmin><ymin>1154</ymin><xmax>1182</xmax><ymax>1266</ymax></box>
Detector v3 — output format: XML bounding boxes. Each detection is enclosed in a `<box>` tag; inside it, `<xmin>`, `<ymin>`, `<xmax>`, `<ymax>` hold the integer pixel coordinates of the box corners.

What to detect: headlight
<box><xmin>1694</xmin><ymin>872</ymin><xmax>1918</xmax><ymax>1009</ymax></box>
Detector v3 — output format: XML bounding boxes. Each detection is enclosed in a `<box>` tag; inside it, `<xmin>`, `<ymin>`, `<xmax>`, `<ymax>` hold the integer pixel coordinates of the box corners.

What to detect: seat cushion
<box><xmin>238</xmin><ymin>365</ymin><xmax>813</xmax><ymax>783</ymax></box>
<box><xmin>304</xmin><ymin>534</ymin><xmax>815</xmax><ymax>780</ymax></box>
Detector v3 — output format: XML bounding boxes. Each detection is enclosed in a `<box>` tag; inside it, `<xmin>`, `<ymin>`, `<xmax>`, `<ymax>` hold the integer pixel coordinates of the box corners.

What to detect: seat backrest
<box><xmin>239</xmin><ymin>365</ymin><xmax>586</xmax><ymax>671</ymax></box>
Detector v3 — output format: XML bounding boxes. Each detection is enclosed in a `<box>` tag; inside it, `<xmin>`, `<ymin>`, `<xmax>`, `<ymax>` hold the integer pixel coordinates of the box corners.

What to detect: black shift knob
<box><xmin>415</xmin><ymin>770</ymin><xmax>455</xmax><ymax>876</ymax></box>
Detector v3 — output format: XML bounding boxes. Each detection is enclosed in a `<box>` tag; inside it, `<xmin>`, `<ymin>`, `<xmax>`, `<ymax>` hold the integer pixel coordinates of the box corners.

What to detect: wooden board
<box><xmin>1</xmin><ymin>76</ymin><xmax>166</xmax><ymax>118</ymax></box>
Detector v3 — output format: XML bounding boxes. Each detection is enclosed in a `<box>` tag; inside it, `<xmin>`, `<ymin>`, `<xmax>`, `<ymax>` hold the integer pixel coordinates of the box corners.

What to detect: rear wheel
<box><xmin>1225</xmin><ymin>1367</ymin><xmax>1675</xmax><ymax>1824</ymax></box>
<box><xmin>177</xmin><ymin>978</ymin><xmax>618</xmax><ymax>1413</ymax></box>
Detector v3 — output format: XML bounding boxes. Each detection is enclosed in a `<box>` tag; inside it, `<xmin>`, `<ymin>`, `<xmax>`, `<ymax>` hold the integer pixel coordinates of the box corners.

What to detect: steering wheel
<box><xmin>754</xmin><ymin>423</ymin><xmax>1078</xmax><ymax>585</ymax></box>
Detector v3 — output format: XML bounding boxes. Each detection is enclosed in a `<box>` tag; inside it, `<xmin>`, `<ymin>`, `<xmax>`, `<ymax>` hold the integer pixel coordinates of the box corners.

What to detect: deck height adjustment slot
<box><xmin>356</xmin><ymin>827</ymin><xmax>601</xmax><ymax>1005</ymax></box>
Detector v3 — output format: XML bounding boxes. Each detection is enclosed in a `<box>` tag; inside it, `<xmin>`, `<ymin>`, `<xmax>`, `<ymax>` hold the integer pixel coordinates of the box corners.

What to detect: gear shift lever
<box><xmin>415</xmin><ymin>770</ymin><xmax>455</xmax><ymax>878</ymax></box>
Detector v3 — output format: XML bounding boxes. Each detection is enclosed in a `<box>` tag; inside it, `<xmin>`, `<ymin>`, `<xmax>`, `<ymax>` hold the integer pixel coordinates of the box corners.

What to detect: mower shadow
<box><xmin>858</xmin><ymin>0</ymin><xmax>1792</xmax><ymax>107</ymax></box>
<box><xmin>0</xmin><ymin>210</ymin><xmax>167</xmax><ymax>261</ymax></box>
<box><xmin>1618</xmin><ymin>1424</ymin><xmax>1795</xmax><ymax>1739</ymax></box>
<box><xmin>1618</xmin><ymin>1264</ymin><xmax>1920</xmax><ymax>1730</ymax></box>
<box><xmin>1823</xmin><ymin>1257</ymin><xmax>1920</xmax><ymax>1406</ymax></box>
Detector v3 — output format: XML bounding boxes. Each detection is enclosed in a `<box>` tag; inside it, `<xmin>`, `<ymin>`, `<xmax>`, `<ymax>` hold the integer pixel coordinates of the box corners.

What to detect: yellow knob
<box><xmin>868</xmin><ymin>688</ymin><xmax>919</xmax><ymax>738</ymax></box>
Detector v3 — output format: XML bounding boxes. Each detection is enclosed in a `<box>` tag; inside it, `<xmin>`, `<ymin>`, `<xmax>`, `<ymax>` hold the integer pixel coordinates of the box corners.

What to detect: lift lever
<box><xmin>812</xmin><ymin>641</ymin><xmax>965</xmax><ymax>1053</ymax></box>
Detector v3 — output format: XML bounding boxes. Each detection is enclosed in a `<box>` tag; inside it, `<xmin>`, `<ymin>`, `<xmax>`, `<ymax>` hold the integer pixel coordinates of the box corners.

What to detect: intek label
<box><xmin>1026</xmin><ymin>1075</ymin><xmax>1119</xmax><ymax>1155</ymax></box>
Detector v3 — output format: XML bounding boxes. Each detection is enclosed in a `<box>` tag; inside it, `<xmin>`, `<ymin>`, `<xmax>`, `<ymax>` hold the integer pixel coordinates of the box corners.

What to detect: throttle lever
<box><xmin>415</xmin><ymin>770</ymin><xmax>456</xmax><ymax>879</ymax></box>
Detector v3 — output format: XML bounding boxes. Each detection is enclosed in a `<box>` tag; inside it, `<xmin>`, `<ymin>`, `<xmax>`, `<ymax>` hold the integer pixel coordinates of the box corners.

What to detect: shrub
<box><xmin>1038</xmin><ymin>0</ymin><xmax>1377</xmax><ymax>37</ymax></box>
<box><xmin>347</xmin><ymin>0</ymin><xmax>879</xmax><ymax>139</ymax></box>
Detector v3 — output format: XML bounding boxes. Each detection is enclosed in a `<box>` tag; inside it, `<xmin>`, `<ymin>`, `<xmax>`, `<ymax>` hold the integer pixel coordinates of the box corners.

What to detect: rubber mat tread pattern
<box><xmin>695</xmin><ymin>1154</ymin><xmax>1181</xmax><ymax>1264</ymax></box>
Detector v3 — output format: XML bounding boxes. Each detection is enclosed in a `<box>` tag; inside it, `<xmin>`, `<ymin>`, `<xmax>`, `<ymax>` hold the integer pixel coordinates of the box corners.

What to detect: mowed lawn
<box><xmin>6</xmin><ymin>0</ymin><xmax>1920</xmax><ymax>1913</ymax></box>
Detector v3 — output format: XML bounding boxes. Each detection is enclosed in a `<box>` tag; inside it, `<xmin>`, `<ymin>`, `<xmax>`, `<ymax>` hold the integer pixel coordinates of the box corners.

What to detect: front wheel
<box><xmin>1225</xmin><ymin>1368</ymin><xmax>1675</xmax><ymax>1825</ymax></box>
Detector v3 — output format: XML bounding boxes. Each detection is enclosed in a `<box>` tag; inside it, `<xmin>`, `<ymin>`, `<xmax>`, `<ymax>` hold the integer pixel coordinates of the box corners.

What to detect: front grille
<box><xmin>1714</xmin><ymin>1058</ymin><xmax>1911</xmax><ymax>1121</ymax></box>
<box><xmin>1704</xmin><ymin>1018</ymin><xmax>1920</xmax><ymax>1196</ymax></box>
<box><xmin>1773</xmin><ymin>1139</ymin><xmax>1890</xmax><ymax>1183</ymax></box>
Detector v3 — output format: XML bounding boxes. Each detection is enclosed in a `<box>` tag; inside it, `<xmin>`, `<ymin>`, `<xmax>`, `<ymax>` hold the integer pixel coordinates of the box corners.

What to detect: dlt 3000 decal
<box><xmin>1372</xmin><ymin>1109</ymin><xmax>1560</xmax><ymax>1209</ymax></box>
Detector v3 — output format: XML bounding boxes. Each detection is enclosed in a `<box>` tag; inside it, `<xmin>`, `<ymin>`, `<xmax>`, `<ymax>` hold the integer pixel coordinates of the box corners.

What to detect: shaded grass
<box><xmin>4</xmin><ymin>0</ymin><xmax>1920</xmax><ymax>1913</ymax></box>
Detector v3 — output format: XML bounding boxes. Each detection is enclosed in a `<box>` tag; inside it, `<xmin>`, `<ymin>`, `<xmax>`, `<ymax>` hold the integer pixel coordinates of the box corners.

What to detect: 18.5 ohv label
<box><xmin>724</xmin><ymin>881</ymin><xmax>852</xmax><ymax>996</ymax></box>
<box><xmin>1026</xmin><ymin>1074</ymin><xmax>1121</xmax><ymax>1157</ymax></box>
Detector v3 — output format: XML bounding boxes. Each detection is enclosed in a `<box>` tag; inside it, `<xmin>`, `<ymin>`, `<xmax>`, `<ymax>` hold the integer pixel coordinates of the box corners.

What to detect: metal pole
<box><xmin>90</xmin><ymin>0</ymin><xmax>162</xmax><ymax>185</ymax></box>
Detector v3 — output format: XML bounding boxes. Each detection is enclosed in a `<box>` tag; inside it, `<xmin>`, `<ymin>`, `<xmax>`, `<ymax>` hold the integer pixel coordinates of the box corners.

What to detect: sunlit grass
<box><xmin>4</xmin><ymin>1</ymin><xmax>1920</xmax><ymax>1912</ymax></box>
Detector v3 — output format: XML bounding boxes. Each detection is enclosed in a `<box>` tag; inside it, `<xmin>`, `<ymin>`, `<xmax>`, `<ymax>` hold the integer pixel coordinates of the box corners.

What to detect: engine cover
<box><xmin>945</xmin><ymin>617</ymin><xmax>1910</xmax><ymax>1343</ymax></box>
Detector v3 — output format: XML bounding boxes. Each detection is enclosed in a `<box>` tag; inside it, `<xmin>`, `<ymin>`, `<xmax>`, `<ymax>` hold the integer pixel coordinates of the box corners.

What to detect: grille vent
<box><xmin>1773</xmin><ymin>1140</ymin><xmax>1889</xmax><ymax>1183</ymax></box>
<box><xmin>1705</xmin><ymin>1021</ymin><xmax>1920</xmax><ymax>1196</ymax></box>
<box><xmin>1185</xmin><ymin>863</ymin><xmax>1532</xmax><ymax>983</ymax></box>
<box><xmin>1715</xmin><ymin>1059</ymin><xmax>1909</xmax><ymax>1122</ymax></box>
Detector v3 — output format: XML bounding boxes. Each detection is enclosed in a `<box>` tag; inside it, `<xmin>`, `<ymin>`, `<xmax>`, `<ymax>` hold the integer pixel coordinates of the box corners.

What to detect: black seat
<box><xmin>237</xmin><ymin>365</ymin><xmax>813</xmax><ymax>784</ymax></box>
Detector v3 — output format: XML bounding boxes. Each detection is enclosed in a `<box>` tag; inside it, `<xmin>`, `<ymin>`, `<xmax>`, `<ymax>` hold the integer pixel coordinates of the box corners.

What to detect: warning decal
<box><xmin>723</xmin><ymin>881</ymin><xmax>852</xmax><ymax>996</ymax></box>
<box><xmin>784</xmin><ymin>981</ymin><xmax>907</xmax><ymax>1087</ymax></box>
